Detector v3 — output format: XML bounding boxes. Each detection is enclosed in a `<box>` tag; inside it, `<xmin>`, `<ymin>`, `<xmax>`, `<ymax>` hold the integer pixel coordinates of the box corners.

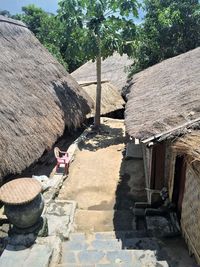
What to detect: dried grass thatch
<box><xmin>0</xmin><ymin>16</ymin><xmax>92</xmax><ymax>180</ymax></box>
<box><xmin>172</xmin><ymin>131</ymin><xmax>200</xmax><ymax>162</ymax></box>
<box><xmin>72</xmin><ymin>53</ymin><xmax>132</xmax><ymax>92</ymax></box>
<box><xmin>80</xmin><ymin>81</ymin><xmax>125</xmax><ymax>117</ymax></box>
<box><xmin>125</xmin><ymin>47</ymin><xmax>200</xmax><ymax>140</ymax></box>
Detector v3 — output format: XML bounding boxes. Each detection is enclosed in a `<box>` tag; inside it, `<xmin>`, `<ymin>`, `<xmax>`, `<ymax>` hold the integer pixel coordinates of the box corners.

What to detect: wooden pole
<box><xmin>94</xmin><ymin>36</ymin><xmax>101</xmax><ymax>128</ymax></box>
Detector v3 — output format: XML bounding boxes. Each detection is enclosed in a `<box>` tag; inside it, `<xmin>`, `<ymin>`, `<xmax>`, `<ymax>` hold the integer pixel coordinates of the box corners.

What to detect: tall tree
<box><xmin>37</xmin><ymin>13</ymin><xmax>68</xmax><ymax>69</ymax></box>
<box><xmin>0</xmin><ymin>10</ymin><xmax>11</xmax><ymax>17</ymax></box>
<box><xmin>131</xmin><ymin>0</ymin><xmax>200</xmax><ymax>74</ymax></box>
<box><xmin>14</xmin><ymin>5</ymin><xmax>47</xmax><ymax>35</ymax></box>
<box><xmin>13</xmin><ymin>5</ymin><xmax>84</xmax><ymax>71</ymax></box>
<box><xmin>58</xmin><ymin>0</ymin><xmax>138</xmax><ymax>127</ymax></box>
<box><xmin>13</xmin><ymin>5</ymin><xmax>67</xmax><ymax>68</ymax></box>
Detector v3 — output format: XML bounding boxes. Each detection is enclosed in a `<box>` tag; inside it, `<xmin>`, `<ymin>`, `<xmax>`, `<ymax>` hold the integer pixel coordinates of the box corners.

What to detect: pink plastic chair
<box><xmin>54</xmin><ymin>147</ymin><xmax>70</xmax><ymax>174</ymax></box>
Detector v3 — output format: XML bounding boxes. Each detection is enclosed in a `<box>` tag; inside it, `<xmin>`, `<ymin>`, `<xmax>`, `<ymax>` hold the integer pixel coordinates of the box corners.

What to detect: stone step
<box><xmin>156</xmin><ymin>261</ymin><xmax>169</xmax><ymax>267</ymax></box>
<box><xmin>57</xmin><ymin>264</ymin><xmax>168</xmax><ymax>267</ymax></box>
<box><xmin>61</xmin><ymin>250</ymin><xmax>135</xmax><ymax>265</ymax></box>
<box><xmin>89</xmin><ymin>239</ymin><xmax>122</xmax><ymax>251</ymax></box>
<box><xmin>75</xmin><ymin>209</ymin><xmax>133</xmax><ymax>232</ymax></box>
<box><xmin>60</xmin><ymin>232</ymin><xmax>170</xmax><ymax>267</ymax></box>
<box><xmin>57</xmin><ymin>264</ymin><xmax>95</xmax><ymax>267</ymax></box>
<box><xmin>60</xmin><ymin>248</ymin><xmax>160</xmax><ymax>265</ymax></box>
<box><xmin>93</xmin><ymin>230</ymin><xmax>148</xmax><ymax>240</ymax></box>
<box><xmin>69</xmin><ymin>230</ymin><xmax>148</xmax><ymax>242</ymax></box>
<box><xmin>57</xmin><ymin>263</ymin><xmax>167</xmax><ymax>267</ymax></box>
<box><xmin>59</xmin><ymin>263</ymin><xmax>140</xmax><ymax>266</ymax></box>
<box><xmin>70</xmin><ymin>233</ymin><xmax>86</xmax><ymax>241</ymax></box>
<box><xmin>62</xmin><ymin>239</ymin><xmax>122</xmax><ymax>251</ymax></box>
<box><xmin>133</xmin><ymin>208</ymin><xmax>146</xmax><ymax>217</ymax></box>
<box><xmin>122</xmin><ymin>237</ymin><xmax>161</xmax><ymax>250</ymax></box>
<box><xmin>63</xmin><ymin>237</ymin><xmax>162</xmax><ymax>252</ymax></box>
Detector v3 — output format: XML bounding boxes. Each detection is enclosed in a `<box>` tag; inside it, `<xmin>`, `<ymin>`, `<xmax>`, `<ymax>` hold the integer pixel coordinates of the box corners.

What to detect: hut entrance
<box><xmin>150</xmin><ymin>143</ymin><xmax>165</xmax><ymax>190</ymax></box>
<box><xmin>172</xmin><ymin>156</ymin><xmax>186</xmax><ymax>220</ymax></box>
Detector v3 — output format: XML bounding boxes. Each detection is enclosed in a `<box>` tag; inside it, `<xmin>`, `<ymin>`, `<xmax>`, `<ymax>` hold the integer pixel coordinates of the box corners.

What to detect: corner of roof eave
<box><xmin>141</xmin><ymin>117</ymin><xmax>200</xmax><ymax>148</ymax></box>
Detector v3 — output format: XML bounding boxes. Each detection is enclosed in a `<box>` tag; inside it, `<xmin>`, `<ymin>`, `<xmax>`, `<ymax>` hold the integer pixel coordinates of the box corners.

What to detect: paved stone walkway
<box><xmin>58</xmin><ymin>232</ymin><xmax>168</xmax><ymax>267</ymax></box>
<box><xmin>0</xmin><ymin>236</ymin><xmax>61</xmax><ymax>267</ymax></box>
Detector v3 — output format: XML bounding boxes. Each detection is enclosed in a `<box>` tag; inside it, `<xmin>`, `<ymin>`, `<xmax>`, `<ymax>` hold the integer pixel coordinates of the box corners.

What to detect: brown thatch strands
<box><xmin>172</xmin><ymin>131</ymin><xmax>200</xmax><ymax>162</ymax></box>
<box><xmin>125</xmin><ymin>47</ymin><xmax>200</xmax><ymax>140</ymax></box>
<box><xmin>0</xmin><ymin>16</ymin><xmax>92</xmax><ymax>180</ymax></box>
<box><xmin>72</xmin><ymin>53</ymin><xmax>132</xmax><ymax>92</ymax></box>
<box><xmin>81</xmin><ymin>82</ymin><xmax>125</xmax><ymax>117</ymax></box>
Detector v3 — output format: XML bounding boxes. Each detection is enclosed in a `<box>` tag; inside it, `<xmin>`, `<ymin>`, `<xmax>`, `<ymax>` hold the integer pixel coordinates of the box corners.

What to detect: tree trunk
<box><xmin>94</xmin><ymin>37</ymin><xmax>101</xmax><ymax>128</ymax></box>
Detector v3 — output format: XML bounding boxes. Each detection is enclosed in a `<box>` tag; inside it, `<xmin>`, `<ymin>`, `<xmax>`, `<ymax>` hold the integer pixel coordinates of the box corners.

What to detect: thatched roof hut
<box><xmin>79</xmin><ymin>81</ymin><xmax>125</xmax><ymax>117</ymax></box>
<box><xmin>125</xmin><ymin>48</ymin><xmax>200</xmax><ymax>142</ymax></box>
<box><xmin>72</xmin><ymin>53</ymin><xmax>132</xmax><ymax>92</ymax></box>
<box><xmin>0</xmin><ymin>16</ymin><xmax>91</xmax><ymax>180</ymax></box>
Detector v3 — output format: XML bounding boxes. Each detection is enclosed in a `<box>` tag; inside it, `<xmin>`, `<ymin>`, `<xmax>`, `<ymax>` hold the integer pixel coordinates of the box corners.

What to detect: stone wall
<box><xmin>124</xmin><ymin>142</ymin><xmax>147</xmax><ymax>202</ymax></box>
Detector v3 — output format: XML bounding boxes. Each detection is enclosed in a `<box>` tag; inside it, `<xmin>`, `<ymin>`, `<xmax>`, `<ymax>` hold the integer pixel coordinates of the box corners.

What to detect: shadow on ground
<box><xmin>113</xmin><ymin>156</ymin><xmax>135</xmax><ymax>233</ymax></box>
<box><xmin>11</xmin><ymin>127</ymin><xmax>85</xmax><ymax>180</ymax></box>
<box><xmin>113</xmin><ymin>156</ymin><xmax>199</xmax><ymax>267</ymax></box>
<box><xmin>78</xmin><ymin>124</ymin><xmax>124</xmax><ymax>152</ymax></box>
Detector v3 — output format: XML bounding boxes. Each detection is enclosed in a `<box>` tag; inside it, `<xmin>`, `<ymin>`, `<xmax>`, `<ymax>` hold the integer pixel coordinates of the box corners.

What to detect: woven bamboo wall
<box><xmin>181</xmin><ymin>164</ymin><xmax>200</xmax><ymax>264</ymax></box>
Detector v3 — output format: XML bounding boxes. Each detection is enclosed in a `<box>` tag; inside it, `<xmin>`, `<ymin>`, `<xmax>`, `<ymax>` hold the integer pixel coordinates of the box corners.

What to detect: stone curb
<box><xmin>67</xmin><ymin>127</ymin><xmax>92</xmax><ymax>163</ymax></box>
<box><xmin>54</xmin><ymin>200</ymin><xmax>77</xmax><ymax>240</ymax></box>
<box><xmin>43</xmin><ymin>129</ymin><xmax>91</xmax><ymax>266</ymax></box>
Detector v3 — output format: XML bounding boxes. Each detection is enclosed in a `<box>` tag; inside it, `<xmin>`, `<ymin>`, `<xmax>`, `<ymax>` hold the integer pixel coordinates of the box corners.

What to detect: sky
<box><xmin>0</xmin><ymin>0</ymin><xmax>144</xmax><ymax>22</ymax></box>
<box><xmin>0</xmin><ymin>0</ymin><xmax>59</xmax><ymax>14</ymax></box>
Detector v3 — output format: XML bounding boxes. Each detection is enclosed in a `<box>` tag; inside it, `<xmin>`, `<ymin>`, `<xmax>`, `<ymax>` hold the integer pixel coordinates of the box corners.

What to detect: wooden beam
<box><xmin>78</xmin><ymin>79</ymin><xmax>109</xmax><ymax>86</ymax></box>
<box><xmin>142</xmin><ymin>117</ymin><xmax>200</xmax><ymax>145</ymax></box>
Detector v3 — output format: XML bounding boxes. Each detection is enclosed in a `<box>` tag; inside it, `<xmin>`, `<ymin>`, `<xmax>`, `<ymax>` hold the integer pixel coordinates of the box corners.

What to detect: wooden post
<box><xmin>94</xmin><ymin>36</ymin><xmax>101</xmax><ymax>128</ymax></box>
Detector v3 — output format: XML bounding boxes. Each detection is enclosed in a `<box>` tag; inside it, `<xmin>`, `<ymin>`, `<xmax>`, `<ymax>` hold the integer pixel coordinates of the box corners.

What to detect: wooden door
<box><xmin>172</xmin><ymin>156</ymin><xmax>186</xmax><ymax>219</ymax></box>
<box><xmin>150</xmin><ymin>143</ymin><xmax>166</xmax><ymax>190</ymax></box>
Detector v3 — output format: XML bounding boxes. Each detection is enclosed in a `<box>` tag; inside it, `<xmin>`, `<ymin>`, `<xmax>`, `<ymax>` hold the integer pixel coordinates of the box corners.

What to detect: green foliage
<box><xmin>13</xmin><ymin>4</ymin><xmax>85</xmax><ymax>72</ymax></box>
<box><xmin>14</xmin><ymin>5</ymin><xmax>47</xmax><ymax>35</ymax></box>
<box><xmin>57</xmin><ymin>0</ymin><xmax>88</xmax><ymax>71</ymax></box>
<box><xmin>0</xmin><ymin>10</ymin><xmax>12</xmax><ymax>17</ymax></box>
<box><xmin>58</xmin><ymin>0</ymin><xmax>139</xmax><ymax>60</ymax></box>
<box><xmin>36</xmin><ymin>14</ymin><xmax>69</xmax><ymax>70</ymax></box>
<box><xmin>58</xmin><ymin>0</ymin><xmax>138</xmax><ymax>126</ymax></box>
<box><xmin>13</xmin><ymin>1</ymin><xmax>139</xmax><ymax>73</ymax></box>
<box><xmin>130</xmin><ymin>0</ymin><xmax>200</xmax><ymax>74</ymax></box>
<box><xmin>13</xmin><ymin>5</ymin><xmax>69</xmax><ymax>69</ymax></box>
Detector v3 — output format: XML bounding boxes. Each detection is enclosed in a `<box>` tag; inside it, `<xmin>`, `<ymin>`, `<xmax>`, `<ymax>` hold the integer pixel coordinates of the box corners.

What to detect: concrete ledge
<box><xmin>126</xmin><ymin>142</ymin><xmax>143</xmax><ymax>159</ymax></box>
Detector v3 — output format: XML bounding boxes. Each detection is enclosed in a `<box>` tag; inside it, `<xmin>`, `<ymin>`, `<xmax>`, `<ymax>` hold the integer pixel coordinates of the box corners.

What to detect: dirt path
<box><xmin>58</xmin><ymin>118</ymin><xmax>198</xmax><ymax>267</ymax></box>
<box><xmin>58</xmin><ymin>118</ymin><xmax>132</xmax><ymax>232</ymax></box>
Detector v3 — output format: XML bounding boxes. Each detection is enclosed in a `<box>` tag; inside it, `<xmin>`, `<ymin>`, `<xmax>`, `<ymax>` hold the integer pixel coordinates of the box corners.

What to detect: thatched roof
<box><xmin>0</xmin><ymin>16</ymin><xmax>91</xmax><ymax>179</ymax></box>
<box><xmin>172</xmin><ymin>131</ymin><xmax>200</xmax><ymax>163</ymax></box>
<box><xmin>72</xmin><ymin>53</ymin><xmax>132</xmax><ymax>92</ymax></box>
<box><xmin>125</xmin><ymin>47</ymin><xmax>200</xmax><ymax>141</ymax></box>
<box><xmin>80</xmin><ymin>81</ymin><xmax>125</xmax><ymax>117</ymax></box>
